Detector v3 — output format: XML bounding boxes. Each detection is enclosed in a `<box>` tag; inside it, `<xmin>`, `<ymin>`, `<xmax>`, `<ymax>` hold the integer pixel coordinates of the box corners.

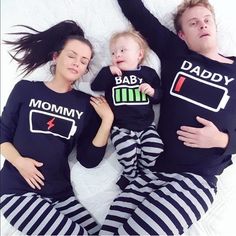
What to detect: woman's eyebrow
<box><xmin>67</xmin><ymin>50</ymin><xmax>90</xmax><ymax>60</ymax></box>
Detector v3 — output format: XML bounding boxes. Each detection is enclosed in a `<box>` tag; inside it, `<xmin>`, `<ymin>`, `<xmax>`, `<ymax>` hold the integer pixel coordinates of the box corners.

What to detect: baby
<box><xmin>91</xmin><ymin>30</ymin><xmax>164</xmax><ymax>189</ymax></box>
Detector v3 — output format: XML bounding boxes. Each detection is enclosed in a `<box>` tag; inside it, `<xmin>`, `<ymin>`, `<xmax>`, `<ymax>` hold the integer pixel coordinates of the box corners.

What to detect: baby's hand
<box><xmin>139</xmin><ymin>83</ymin><xmax>155</xmax><ymax>97</ymax></box>
<box><xmin>109</xmin><ymin>65</ymin><xmax>122</xmax><ymax>76</ymax></box>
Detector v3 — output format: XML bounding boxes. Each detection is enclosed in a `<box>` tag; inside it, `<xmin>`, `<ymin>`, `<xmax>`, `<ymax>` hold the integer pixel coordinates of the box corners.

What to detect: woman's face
<box><xmin>54</xmin><ymin>39</ymin><xmax>92</xmax><ymax>82</ymax></box>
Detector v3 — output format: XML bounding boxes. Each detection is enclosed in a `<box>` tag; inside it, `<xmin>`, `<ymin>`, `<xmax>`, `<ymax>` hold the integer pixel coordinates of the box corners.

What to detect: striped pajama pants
<box><xmin>111</xmin><ymin>123</ymin><xmax>164</xmax><ymax>189</ymax></box>
<box><xmin>0</xmin><ymin>192</ymin><xmax>100</xmax><ymax>235</ymax></box>
<box><xmin>100</xmin><ymin>172</ymin><xmax>216</xmax><ymax>235</ymax></box>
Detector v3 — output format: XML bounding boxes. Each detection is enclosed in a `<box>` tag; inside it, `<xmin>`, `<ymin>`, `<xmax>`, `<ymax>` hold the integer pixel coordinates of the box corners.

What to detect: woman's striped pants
<box><xmin>100</xmin><ymin>172</ymin><xmax>216</xmax><ymax>235</ymax></box>
<box><xmin>111</xmin><ymin>123</ymin><xmax>164</xmax><ymax>189</ymax></box>
<box><xmin>0</xmin><ymin>193</ymin><xmax>100</xmax><ymax>235</ymax></box>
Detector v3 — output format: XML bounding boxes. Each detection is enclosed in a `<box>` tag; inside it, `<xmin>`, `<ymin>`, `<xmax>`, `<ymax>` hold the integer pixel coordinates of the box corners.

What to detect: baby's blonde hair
<box><xmin>109</xmin><ymin>30</ymin><xmax>149</xmax><ymax>64</ymax></box>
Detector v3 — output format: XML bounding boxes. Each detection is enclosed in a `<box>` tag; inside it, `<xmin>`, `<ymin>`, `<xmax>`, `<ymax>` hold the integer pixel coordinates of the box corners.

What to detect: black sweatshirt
<box><xmin>118</xmin><ymin>0</ymin><xmax>236</xmax><ymax>181</ymax></box>
<box><xmin>1</xmin><ymin>80</ymin><xmax>106</xmax><ymax>199</ymax></box>
<box><xmin>91</xmin><ymin>66</ymin><xmax>162</xmax><ymax>131</ymax></box>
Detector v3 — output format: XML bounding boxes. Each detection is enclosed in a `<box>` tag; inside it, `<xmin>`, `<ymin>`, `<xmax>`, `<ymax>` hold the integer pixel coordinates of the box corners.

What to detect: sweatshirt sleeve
<box><xmin>222</xmin><ymin>127</ymin><xmax>236</xmax><ymax>156</ymax></box>
<box><xmin>0</xmin><ymin>81</ymin><xmax>24</xmax><ymax>144</ymax></box>
<box><xmin>117</xmin><ymin>0</ymin><xmax>185</xmax><ymax>58</ymax></box>
<box><xmin>76</xmin><ymin>106</ymin><xmax>107</xmax><ymax>168</ymax></box>
<box><xmin>91</xmin><ymin>66</ymin><xmax>113</xmax><ymax>92</ymax></box>
<box><xmin>148</xmin><ymin>68</ymin><xmax>163</xmax><ymax>104</ymax></box>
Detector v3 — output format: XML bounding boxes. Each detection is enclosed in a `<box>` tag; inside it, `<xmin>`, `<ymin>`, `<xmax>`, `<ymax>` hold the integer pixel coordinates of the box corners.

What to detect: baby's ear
<box><xmin>138</xmin><ymin>49</ymin><xmax>144</xmax><ymax>61</ymax></box>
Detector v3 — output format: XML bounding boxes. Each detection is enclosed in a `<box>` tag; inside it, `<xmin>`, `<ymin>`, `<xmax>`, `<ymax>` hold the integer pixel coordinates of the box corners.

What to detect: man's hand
<box><xmin>177</xmin><ymin>116</ymin><xmax>229</xmax><ymax>148</ymax></box>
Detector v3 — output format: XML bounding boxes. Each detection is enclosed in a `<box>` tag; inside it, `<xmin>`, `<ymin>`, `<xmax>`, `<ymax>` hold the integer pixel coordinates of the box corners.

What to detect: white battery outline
<box><xmin>112</xmin><ymin>84</ymin><xmax>149</xmax><ymax>106</ymax></box>
<box><xmin>170</xmin><ymin>72</ymin><xmax>230</xmax><ymax>112</ymax></box>
<box><xmin>29</xmin><ymin>109</ymin><xmax>77</xmax><ymax>139</ymax></box>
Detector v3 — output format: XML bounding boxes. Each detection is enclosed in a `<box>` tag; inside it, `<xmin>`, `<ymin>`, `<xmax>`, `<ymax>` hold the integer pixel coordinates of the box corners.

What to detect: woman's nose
<box><xmin>73</xmin><ymin>62</ymin><xmax>79</xmax><ymax>67</ymax></box>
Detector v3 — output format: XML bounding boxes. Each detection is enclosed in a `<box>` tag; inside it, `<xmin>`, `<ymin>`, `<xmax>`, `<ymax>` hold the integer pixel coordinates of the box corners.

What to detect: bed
<box><xmin>1</xmin><ymin>0</ymin><xmax>236</xmax><ymax>235</ymax></box>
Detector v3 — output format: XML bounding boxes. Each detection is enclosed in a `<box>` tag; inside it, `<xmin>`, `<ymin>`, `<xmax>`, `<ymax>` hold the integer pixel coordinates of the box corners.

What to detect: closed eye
<box><xmin>81</xmin><ymin>58</ymin><xmax>89</xmax><ymax>65</ymax></box>
<box><xmin>68</xmin><ymin>54</ymin><xmax>76</xmax><ymax>58</ymax></box>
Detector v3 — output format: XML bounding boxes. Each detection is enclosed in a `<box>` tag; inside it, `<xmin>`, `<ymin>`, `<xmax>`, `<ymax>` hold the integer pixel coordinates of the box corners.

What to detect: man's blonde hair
<box><xmin>173</xmin><ymin>0</ymin><xmax>215</xmax><ymax>33</ymax></box>
<box><xmin>109</xmin><ymin>30</ymin><xmax>149</xmax><ymax>64</ymax></box>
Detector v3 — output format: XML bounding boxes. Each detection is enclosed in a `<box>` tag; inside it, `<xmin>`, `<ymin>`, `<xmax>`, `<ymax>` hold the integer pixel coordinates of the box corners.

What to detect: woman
<box><xmin>0</xmin><ymin>20</ymin><xmax>113</xmax><ymax>235</ymax></box>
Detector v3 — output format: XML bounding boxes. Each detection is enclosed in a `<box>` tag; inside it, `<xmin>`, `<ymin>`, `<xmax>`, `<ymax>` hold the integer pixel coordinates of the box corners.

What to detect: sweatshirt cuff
<box><xmin>79</xmin><ymin>144</ymin><xmax>107</xmax><ymax>168</ymax></box>
<box><xmin>222</xmin><ymin>128</ymin><xmax>236</xmax><ymax>156</ymax></box>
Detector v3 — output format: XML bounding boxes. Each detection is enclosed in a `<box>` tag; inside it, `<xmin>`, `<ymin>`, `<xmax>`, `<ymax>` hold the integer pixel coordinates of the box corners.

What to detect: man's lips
<box><xmin>200</xmin><ymin>33</ymin><xmax>210</xmax><ymax>38</ymax></box>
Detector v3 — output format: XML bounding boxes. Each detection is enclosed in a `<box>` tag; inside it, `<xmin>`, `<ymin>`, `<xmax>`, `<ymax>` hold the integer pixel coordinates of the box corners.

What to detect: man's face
<box><xmin>178</xmin><ymin>5</ymin><xmax>217</xmax><ymax>55</ymax></box>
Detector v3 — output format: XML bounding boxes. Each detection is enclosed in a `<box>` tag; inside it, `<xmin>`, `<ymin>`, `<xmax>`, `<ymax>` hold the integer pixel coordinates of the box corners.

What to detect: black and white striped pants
<box><xmin>100</xmin><ymin>172</ymin><xmax>216</xmax><ymax>235</ymax></box>
<box><xmin>0</xmin><ymin>192</ymin><xmax>100</xmax><ymax>235</ymax></box>
<box><xmin>111</xmin><ymin>123</ymin><xmax>164</xmax><ymax>189</ymax></box>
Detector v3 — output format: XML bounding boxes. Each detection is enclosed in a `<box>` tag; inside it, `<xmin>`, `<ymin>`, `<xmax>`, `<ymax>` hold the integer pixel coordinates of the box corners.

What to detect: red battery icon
<box><xmin>29</xmin><ymin>110</ymin><xmax>77</xmax><ymax>139</ymax></box>
<box><xmin>170</xmin><ymin>72</ymin><xmax>230</xmax><ymax>112</ymax></box>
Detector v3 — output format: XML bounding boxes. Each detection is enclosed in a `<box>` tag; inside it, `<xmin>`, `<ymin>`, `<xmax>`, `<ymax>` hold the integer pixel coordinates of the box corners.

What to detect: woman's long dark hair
<box><xmin>4</xmin><ymin>20</ymin><xmax>93</xmax><ymax>76</ymax></box>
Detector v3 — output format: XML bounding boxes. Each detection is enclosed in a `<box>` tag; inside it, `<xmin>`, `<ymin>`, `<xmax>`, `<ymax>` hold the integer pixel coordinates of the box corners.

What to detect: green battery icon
<box><xmin>113</xmin><ymin>85</ymin><xmax>149</xmax><ymax>105</ymax></box>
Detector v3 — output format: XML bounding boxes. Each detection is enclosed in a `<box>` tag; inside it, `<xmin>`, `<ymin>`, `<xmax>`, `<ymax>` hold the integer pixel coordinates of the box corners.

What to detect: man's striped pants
<box><xmin>100</xmin><ymin>172</ymin><xmax>216</xmax><ymax>235</ymax></box>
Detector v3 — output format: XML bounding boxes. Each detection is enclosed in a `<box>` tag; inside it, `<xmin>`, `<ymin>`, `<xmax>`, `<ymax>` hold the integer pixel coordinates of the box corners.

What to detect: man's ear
<box><xmin>178</xmin><ymin>30</ymin><xmax>185</xmax><ymax>41</ymax></box>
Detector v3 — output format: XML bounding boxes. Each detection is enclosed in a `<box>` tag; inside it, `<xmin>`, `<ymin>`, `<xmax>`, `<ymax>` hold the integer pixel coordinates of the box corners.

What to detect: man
<box><xmin>100</xmin><ymin>1</ymin><xmax>236</xmax><ymax>235</ymax></box>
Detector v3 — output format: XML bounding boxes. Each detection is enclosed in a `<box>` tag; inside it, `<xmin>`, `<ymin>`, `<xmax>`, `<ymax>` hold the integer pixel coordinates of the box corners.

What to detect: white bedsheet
<box><xmin>1</xmin><ymin>1</ymin><xmax>236</xmax><ymax>235</ymax></box>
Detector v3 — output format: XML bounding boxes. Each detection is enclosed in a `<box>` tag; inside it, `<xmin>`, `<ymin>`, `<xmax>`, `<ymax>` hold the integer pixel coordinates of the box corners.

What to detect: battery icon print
<box><xmin>170</xmin><ymin>72</ymin><xmax>230</xmax><ymax>112</ymax></box>
<box><xmin>29</xmin><ymin>110</ymin><xmax>77</xmax><ymax>139</ymax></box>
<box><xmin>112</xmin><ymin>85</ymin><xmax>149</xmax><ymax>106</ymax></box>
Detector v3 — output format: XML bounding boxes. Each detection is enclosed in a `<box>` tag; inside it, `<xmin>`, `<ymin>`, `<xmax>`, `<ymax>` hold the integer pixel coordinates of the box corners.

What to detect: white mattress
<box><xmin>1</xmin><ymin>1</ymin><xmax>236</xmax><ymax>235</ymax></box>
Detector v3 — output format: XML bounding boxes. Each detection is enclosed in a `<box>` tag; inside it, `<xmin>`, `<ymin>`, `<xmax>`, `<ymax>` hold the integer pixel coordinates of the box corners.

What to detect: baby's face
<box><xmin>110</xmin><ymin>36</ymin><xmax>143</xmax><ymax>71</ymax></box>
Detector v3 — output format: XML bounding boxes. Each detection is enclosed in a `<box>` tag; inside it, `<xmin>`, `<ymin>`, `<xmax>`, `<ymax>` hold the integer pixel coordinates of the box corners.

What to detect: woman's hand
<box><xmin>177</xmin><ymin>116</ymin><xmax>229</xmax><ymax>148</ymax></box>
<box><xmin>90</xmin><ymin>96</ymin><xmax>114</xmax><ymax>147</ymax></box>
<box><xmin>14</xmin><ymin>157</ymin><xmax>45</xmax><ymax>190</ymax></box>
<box><xmin>1</xmin><ymin>142</ymin><xmax>45</xmax><ymax>190</ymax></box>
<box><xmin>90</xmin><ymin>96</ymin><xmax>114</xmax><ymax>122</ymax></box>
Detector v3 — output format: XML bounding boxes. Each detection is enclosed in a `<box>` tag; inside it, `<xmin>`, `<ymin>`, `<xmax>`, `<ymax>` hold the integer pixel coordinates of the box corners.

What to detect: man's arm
<box><xmin>117</xmin><ymin>0</ymin><xmax>181</xmax><ymax>58</ymax></box>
